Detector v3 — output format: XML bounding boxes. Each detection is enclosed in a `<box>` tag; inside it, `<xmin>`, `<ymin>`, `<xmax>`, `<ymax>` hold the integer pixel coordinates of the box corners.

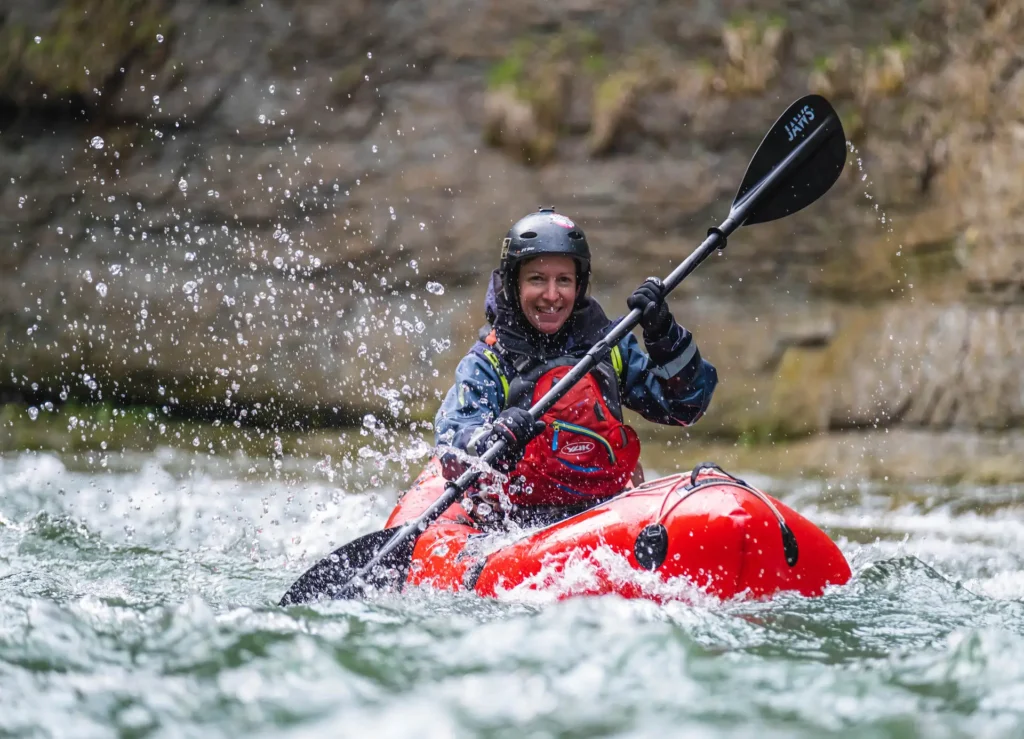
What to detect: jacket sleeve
<box><xmin>434</xmin><ymin>353</ymin><xmax>506</xmax><ymax>478</ymax></box>
<box><xmin>618</xmin><ymin>321</ymin><xmax>718</xmax><ymax>426</ymax></box>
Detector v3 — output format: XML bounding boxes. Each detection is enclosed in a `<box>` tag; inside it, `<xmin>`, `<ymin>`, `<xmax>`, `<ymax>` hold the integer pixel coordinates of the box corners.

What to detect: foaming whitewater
<box><xmin>2</xmin><ymin>448</ymin><xmax>1024</xmax><ymax>737</ymax></box>
<box><xmin>492</xmin><ymin>543</ymin><xmax>731</xmax><ymax>607</ymax></box>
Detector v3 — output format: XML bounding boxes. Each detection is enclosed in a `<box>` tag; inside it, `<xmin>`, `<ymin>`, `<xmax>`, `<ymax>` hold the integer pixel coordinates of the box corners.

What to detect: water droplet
<box><xmin>258</xmin><ymin>114</ymin><xmax>266</xmax><ymax>124</ymax></box>
<box><xmin>426</xmin><ymin>281</ymin><xmax>445</xmax><ymax>296</ymax></box>
<box><xmin>27</xmin><ymin>407</ymin><xmax>39</xmax><ymax>420</ymax></box>
<box><xmin>34</xmin><ymin>36</ymin><xmax>42</xmax><ymax>44</ymax></box>
<box><xmin>367</xmin><ymin>51</ymin><xmax>373</xmax><ymax>59</ymax></box>
<box><xmin>419</xmin><ymin>222</ymin><xmax>426</xmax><ymax>231</ymax></box>
<box><xmin>182</xmin><ymin>280</ymin><xmax>197</xmax><ymax>295</ymax></box>
<box><xmin>273</xmin><ymin>256</ymin><xmax>285</xmax><ymax>269</ymax></box>
<box><xmin>371</xmin><ymin>144</ymin><xmax>378</xmax><ymax>153</ymax></box>
<box><xmin>269</xmin><ymin>84</ymin><xmax>276</xmax><ymax>94</ymax></box>
<box><xmin>56</xmin><ymin>226</ymin><xmax>64</xmax><ymax>235</ymax></box>
<box><xmin>192</xmin><ymin>436</ymin><xmax>200</xmax><ymax>447</ymax></box>
<box><xmin>109</xmin><ymin>264</ymin><xmax>122</xmax><ymax>276</ymax></box>
<box><xmin>152</xmin><ymin>95</ymin><xmax>160</xmax><ymax>105</ymax></box>
<box><xmin>156</xmin><ymin>34</ymin><xmax>164</xmax><ymax>43</ymax></box>
<box><xmin>96</xmin><ymin>282</ymin><xmax>108</xmax><ymax>297</ymax></box>
<box><xmin>404</xmin><ymin>439</ymin><xmax>431</xmax><ymax>460</ymax></box>
<box><xmin>90</xmin><ymin>136</ymin><xmax>105</xmax><ymax>149</ymax></box>
<box><xmin>184</xmin><ymin>251</ymin><xmax>196</xmax><ymax>262</ymax></box>
<box><xmin>178</xmin><ymin>177</ymin><xmax>188</xmax><ymax>192</ymax></box>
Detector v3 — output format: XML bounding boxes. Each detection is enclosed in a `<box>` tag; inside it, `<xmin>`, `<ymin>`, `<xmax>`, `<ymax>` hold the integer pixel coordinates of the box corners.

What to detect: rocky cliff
<box><xmin>2</xmin><ymin>0</ymin><xmax>1023</xmax><ymax>478</ymax></box>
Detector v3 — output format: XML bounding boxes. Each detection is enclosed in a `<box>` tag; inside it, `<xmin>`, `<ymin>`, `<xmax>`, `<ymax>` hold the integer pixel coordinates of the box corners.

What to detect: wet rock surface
<box><xmin>2</xmin><ymin>0</ymin><xmax>1023</xmax><ymax>477</ymax></box>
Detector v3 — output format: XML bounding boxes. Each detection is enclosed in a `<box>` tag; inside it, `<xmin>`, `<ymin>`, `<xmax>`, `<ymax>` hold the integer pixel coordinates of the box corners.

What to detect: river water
<box><xmin>2</xmin><ymin>446</ymin><xmax>1023</xmax><ymax>738</ymax></box>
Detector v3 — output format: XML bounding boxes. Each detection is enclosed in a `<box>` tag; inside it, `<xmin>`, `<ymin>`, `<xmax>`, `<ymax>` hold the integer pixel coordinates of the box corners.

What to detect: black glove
<box><xmin>626</xmin><ymin>277</ymin><xmax>674</xmax><ymax>338</ymax></box>
<box><xmin>482</xmin><ymin>407</ymin><xmax>545</xmax><ymax>471</ymax></box>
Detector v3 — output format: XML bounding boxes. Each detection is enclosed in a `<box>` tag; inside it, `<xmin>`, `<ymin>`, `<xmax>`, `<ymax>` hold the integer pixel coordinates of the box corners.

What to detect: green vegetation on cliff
<box><xmin>0</xmin><ymin>0</ymin><xmax>169</xmax><ymax>101</ymax></box>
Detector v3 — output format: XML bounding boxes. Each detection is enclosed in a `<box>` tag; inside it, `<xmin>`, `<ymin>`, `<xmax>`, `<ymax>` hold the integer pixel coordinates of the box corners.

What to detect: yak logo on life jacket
<box><xmin>562</xmin><ymin>441</ymin><xmax>595</xmax><ymax>455</ymax></box>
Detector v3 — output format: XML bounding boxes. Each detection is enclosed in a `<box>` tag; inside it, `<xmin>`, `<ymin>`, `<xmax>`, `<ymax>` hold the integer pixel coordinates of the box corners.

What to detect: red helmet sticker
<box><xmin>550</xmin><ymin>215</ymin><xmax>575</xmax><ymax>229</ymax></box>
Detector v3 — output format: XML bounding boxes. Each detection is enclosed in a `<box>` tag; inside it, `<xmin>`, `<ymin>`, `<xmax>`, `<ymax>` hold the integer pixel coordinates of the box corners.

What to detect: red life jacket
<box><xmin>478</xmin><ymin>336</ymin><xmax>641</xmax><ymax>506</ymax></box>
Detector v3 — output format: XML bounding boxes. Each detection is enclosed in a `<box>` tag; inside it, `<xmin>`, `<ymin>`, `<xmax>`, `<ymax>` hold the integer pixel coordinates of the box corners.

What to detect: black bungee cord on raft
<box><xmin>633</xmin><ymin>462</ymin><xmax>799</xmax><ymax>572</ymax></box>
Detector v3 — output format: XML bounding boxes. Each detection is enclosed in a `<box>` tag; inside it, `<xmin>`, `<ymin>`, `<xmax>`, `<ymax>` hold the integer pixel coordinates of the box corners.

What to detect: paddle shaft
<box><xmin>337</xmin><ymin>110</ymin><xmax>841</xmax><ymax>592</ymax></box>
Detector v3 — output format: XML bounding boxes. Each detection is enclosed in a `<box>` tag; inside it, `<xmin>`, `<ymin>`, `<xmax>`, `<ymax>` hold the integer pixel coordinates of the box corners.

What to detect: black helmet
<box><xmin>499</xmin><ymin>207</ymin><xmax>591</xmax><ymax>303</ymax></box>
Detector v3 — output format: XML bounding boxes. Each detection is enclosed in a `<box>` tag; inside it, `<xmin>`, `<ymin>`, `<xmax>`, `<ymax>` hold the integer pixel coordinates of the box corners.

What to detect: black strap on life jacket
<box><xmin>472</xmin><ymin>324</ymin><xmax>626</xmax><ymax>417</ymax></box>
<box><xmin>504</xmin><ymin>355</ymin><xmax>625</xmax><ymax>422</ymax></box>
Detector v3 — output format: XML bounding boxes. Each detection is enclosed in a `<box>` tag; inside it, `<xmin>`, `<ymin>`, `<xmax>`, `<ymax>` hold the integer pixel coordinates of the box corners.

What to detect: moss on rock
<box><xmin>808</xmin><ymin>40</ymin><xmax>916</xmax><ymax>112</ymax></box>
<box><xmin>588</xmin><ymin>69</ymin><xmax>643</xmax><ymax>155</ymax></box>
<box><xmin>0</xmin><ymin>0</ymin><xmax>170</xmax><ymax>103</ymax></box>
<box><xmin>768</xmin><ymin>346</ymin><xmax>833</xmax><ymax>437</ymax></box>
<box><xmin>482</xmin><ymin>30</ymin><xmax>605</xmax><ymax>165</ymax></box>
<box><xmin>587</xmin><ymin>45</ymin><xmax>690</xmax><ymax>155</ymax></box>
<box><xmin>716</xmin><ymin>13</ymin><xmax>787</xmax><ymax>94</ymax></box>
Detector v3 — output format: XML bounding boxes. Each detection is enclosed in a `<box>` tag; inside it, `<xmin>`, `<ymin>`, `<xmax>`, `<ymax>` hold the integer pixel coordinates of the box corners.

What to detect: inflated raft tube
<box><xmin>385</xmin><ymin>459</ymin><xmax>851</xmax><ymax>600</ymax></box>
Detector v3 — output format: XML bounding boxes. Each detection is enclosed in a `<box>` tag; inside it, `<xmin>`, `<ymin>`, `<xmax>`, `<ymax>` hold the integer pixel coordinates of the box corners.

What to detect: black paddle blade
<box><xmin>732</xmin><ymin>94</ymin><xmax>846</xmax><ymax>226</ymax></box>
<box><xmin>278</xmin><ymin>527</ymin><xmax>416</xmax><ymax>605</ymax></box>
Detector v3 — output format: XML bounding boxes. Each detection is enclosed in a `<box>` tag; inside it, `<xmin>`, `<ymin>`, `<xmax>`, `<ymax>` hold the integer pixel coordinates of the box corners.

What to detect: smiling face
<box><xmin>517</xmin><ymin>255</ymin><xmax>578</xmax><ymax>334</ymax></box>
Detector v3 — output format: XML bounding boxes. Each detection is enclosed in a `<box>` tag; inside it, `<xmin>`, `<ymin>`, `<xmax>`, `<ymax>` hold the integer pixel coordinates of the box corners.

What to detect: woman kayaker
<box><xmin>435</xmin><ymin>207</ymin><xmax>718</xmax><ymax>526</ymax></box>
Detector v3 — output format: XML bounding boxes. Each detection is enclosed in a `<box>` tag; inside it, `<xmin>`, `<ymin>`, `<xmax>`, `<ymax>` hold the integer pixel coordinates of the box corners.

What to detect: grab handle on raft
<box><xmin>679</xmin><ymin>462</ymin><xmax>799</xmax><ymax>567</ymax></box>
<box><xmin>279</xmin><ymin>94</ymin><xmax>846</xmax><ymax>604</ymax></box>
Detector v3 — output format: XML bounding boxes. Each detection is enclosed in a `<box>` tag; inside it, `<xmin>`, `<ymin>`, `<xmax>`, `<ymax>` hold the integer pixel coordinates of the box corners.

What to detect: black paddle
<box><xmin>279</xmin><ymin>94</ymin><xmax>847</xmax><ymax>605</ymax></box>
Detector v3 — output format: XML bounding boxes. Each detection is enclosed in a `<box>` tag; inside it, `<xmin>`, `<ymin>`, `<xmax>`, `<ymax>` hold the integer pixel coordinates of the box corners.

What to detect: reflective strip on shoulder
<box><xmin>482</xmin><ymin>349</ymin><xmax>510</xmax><ymax>404</ymax></box>
<box><xmin>610</xmin><ymin>345</ymin><xmax>624</xmax><ymax>380</ymax></box>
